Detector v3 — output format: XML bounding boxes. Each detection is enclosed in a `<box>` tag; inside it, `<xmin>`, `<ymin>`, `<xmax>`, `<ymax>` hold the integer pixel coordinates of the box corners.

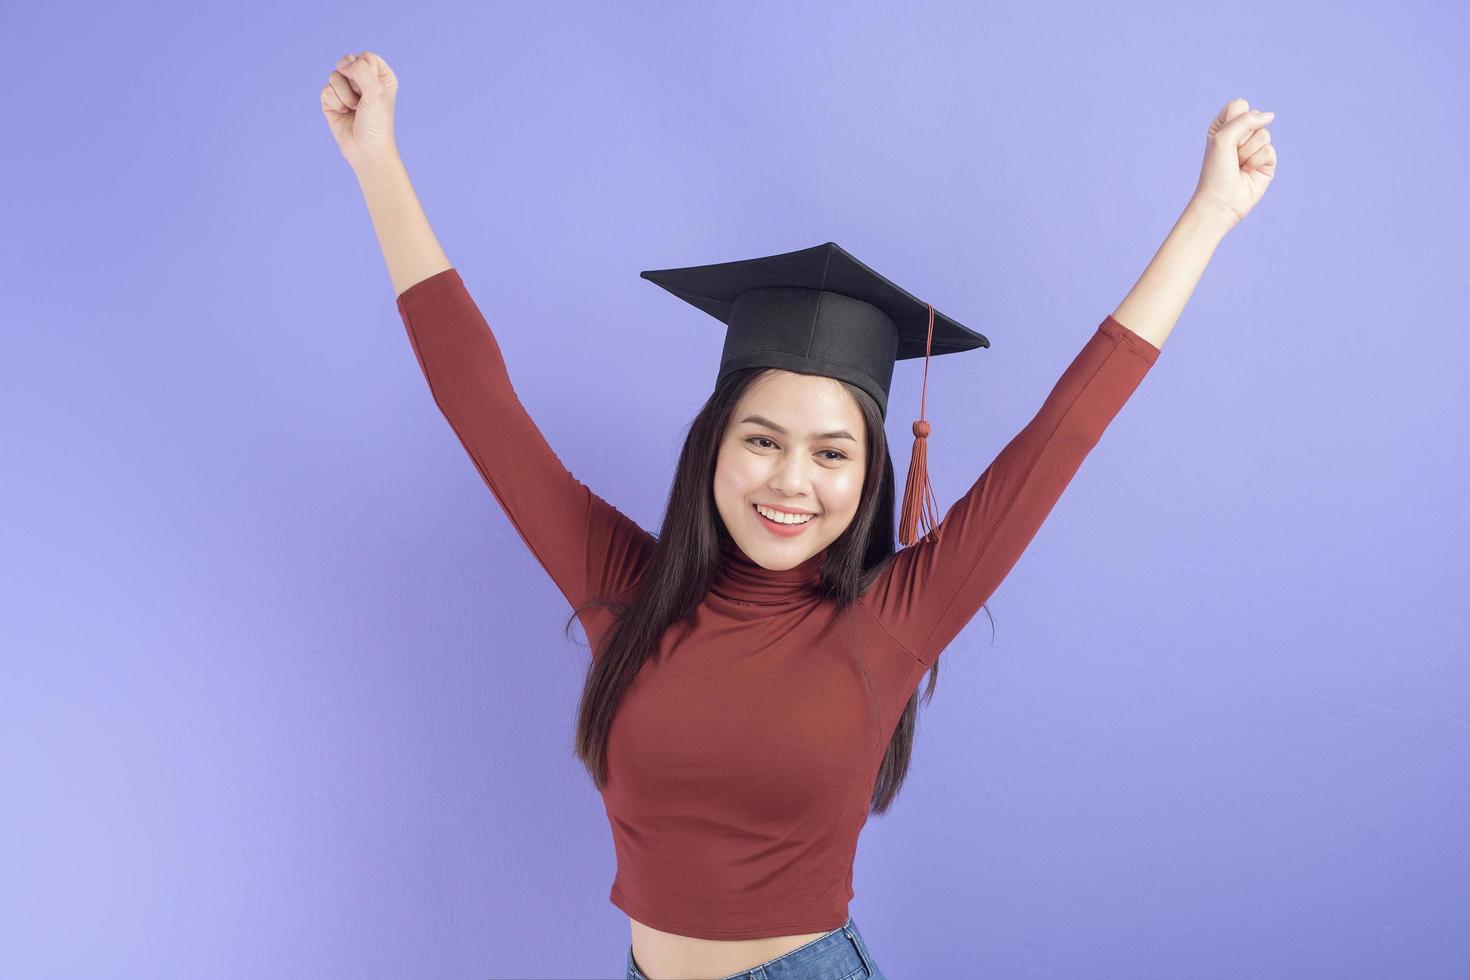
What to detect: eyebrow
<box><xmin>739</xmin><ymin>414</ymin><xmax>858</xmax><ymax>443</ymax></box>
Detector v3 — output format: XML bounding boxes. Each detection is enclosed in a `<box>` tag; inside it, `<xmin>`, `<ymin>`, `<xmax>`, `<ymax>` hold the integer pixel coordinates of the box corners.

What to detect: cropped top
<box><xmin>395</xmin><ymin>267</ymin><xmax>1161</xmax><ymax>940</ymax></box>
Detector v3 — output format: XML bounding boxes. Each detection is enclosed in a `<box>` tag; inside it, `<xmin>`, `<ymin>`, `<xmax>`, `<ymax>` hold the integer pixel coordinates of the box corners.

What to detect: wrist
<box><xmin>1183</xmin><ymin>197</ymin><xmax>1239</xmax><ymax>239</ymax></box>
<box><xmin>351</xmin><ymin>149</ymin><xmax>405</xmax><ymax>179</ymax></box>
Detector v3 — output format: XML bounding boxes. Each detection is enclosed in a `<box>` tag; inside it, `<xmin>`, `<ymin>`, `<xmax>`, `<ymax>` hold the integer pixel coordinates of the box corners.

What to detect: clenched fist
<box><xmin>1191</xmin><ymin>98</ymin><xmax>1278</xmax><ymax>229</ymax></box>
<box><xmin>320</xmin><ymin>50</ymin><xmax>400</xmax><ymax>169</ymax></box>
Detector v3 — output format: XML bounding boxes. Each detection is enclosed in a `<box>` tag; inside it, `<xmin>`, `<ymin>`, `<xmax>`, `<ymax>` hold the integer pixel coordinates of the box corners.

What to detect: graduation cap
<box><xmin>640</xmin><ymin>241</ymin><xmax>990</xmax><ymax>547</ymax></box>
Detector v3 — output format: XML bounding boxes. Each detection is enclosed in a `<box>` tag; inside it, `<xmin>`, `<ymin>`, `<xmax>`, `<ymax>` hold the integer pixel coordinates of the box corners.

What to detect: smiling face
<box><xmin>713</xmin><ymin>369</ymin><xmax>868</xmax><ymax>570</ymax></box>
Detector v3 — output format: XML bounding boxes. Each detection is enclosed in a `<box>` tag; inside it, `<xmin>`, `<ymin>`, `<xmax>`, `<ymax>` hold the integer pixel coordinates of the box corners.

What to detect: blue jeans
<box><xmin>626</xmin><ymin>914</ymin><xmax>885</xmax><ymax>979</ymax></box>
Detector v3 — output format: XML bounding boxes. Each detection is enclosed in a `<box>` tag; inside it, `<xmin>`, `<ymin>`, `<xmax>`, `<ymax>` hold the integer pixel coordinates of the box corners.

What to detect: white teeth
<box><xmin>755</xmin><ymin>504</ymin><xmax>814</xmax><ymax>524</ymax></box>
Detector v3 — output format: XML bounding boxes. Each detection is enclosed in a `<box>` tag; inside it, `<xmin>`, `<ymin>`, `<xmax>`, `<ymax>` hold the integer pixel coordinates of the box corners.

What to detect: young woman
<box><xmin>322</xmin><ymin>50</ymin><xmax>1275</xmax><ymax>980</ymax></box>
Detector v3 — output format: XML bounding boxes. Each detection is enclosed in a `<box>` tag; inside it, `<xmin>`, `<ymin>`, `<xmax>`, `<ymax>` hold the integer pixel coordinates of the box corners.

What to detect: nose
<box><xmin>766</xmin><ymin>454</ymin><xmax>817</xmax><ymax>502</ymax></box>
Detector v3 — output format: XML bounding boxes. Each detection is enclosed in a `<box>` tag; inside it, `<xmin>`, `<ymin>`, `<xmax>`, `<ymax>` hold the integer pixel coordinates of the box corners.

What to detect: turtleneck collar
<box><xmin>709</xmin><ymin>533</ymin><xmax>827</xmax><ymax>605</ymax></box>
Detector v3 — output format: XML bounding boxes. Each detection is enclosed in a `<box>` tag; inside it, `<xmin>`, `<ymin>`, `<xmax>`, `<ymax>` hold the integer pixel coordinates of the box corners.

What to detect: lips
<box><xmin>752</xmin><ymin>502</ymin><xmax>818</xmax><ymax>534</ymax></box>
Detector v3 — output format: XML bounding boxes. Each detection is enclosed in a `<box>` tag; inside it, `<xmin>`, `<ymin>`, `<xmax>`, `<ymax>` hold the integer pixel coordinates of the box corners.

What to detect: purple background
<box><xmin>4</xmin><ymin>2</ymin><xmax>1467</xmax><ymax>978</ymax></box>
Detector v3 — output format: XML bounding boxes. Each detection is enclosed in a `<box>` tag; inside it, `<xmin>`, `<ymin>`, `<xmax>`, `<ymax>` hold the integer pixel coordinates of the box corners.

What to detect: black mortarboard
<box><xmin>639</xmin><ymin>241</ymin><xmax>990</xmax><ymax>546</ymax></box>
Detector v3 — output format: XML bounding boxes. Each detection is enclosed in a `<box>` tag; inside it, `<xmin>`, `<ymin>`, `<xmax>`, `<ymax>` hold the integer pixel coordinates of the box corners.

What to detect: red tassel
<box><xmin>898</xmin><ymin>303</ymin><xmax>945</xmax><ymax>547</ymax></box>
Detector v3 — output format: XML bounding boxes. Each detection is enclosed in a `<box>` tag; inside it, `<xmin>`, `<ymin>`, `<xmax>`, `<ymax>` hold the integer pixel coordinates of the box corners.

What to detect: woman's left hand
<box><xmin>1191</xmin><ymin>98</ymin><xmax>1278</xmax><ymax>230</ymax></box>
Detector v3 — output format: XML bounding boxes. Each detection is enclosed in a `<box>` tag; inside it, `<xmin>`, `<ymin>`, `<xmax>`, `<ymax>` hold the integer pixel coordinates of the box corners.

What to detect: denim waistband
<box><xmin>626</xmin><ymin>914</ymin><xmax>884</xmax><ymax>979</ymax></box>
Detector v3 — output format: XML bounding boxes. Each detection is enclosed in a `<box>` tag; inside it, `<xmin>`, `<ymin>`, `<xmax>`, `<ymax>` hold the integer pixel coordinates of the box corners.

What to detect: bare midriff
<box><xmin>628</xmin><ymin>915</ymin><xmax>832</xmax><ymax>979</ymax></box>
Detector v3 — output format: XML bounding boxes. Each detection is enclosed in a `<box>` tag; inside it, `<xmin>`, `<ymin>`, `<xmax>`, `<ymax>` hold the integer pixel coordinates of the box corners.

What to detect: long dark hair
<box><xmin>561</xmin><ymin>366</ymin><xmax>994</xmax><ymax>814</ymax></box>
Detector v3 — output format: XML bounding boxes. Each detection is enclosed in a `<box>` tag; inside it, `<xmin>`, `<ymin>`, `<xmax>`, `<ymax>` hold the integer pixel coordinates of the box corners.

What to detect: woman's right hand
<box><xmin>320</xmin><ymin>50</ymin><xmax>400</xmax><ymax>170</ymax></box>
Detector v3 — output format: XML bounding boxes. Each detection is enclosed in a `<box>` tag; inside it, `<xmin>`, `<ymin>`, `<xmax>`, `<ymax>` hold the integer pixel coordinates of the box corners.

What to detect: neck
<box><xmin>709</xmin><ymin>533</ymin><xmax>825</xmax><ymax>605</ymax></box>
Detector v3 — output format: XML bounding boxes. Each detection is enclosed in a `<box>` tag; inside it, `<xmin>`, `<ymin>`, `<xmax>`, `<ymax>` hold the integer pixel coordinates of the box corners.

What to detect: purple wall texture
<box><xmin>4</xmin><ymin>2</ymin><xmax>1466</xmax><ymax>978</ymax></box>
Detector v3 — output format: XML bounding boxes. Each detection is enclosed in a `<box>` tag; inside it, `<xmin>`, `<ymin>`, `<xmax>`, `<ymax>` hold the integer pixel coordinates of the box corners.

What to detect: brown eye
<box><xmin>746</xmin><ymin>437</ymin><xmax>847</xmax><ymax>462</ymax></box>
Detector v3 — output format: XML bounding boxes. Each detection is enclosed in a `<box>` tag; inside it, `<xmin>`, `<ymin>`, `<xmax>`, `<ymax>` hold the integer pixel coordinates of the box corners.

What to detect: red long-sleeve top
<box><xmin>395</xmin><ymin>267</ymin><xmax>1160</xmax><ymax>941</ymax></box>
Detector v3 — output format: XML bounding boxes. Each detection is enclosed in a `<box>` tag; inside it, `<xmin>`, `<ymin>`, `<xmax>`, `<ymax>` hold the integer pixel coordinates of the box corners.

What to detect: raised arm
<box><xmin>393</xmin><ymin>269</ymin><xmax>656</xmax><ymax>614</ymax></box>
<box><xmin>327</xmin><ymin>50</ymin><xmax>655</xmax><ymax>621</ymax></box>
<box><xmin>858</xmin><ymin>316</ymin><xmax>1160</xmax><ymax>665</ymax></box>
<box><xmin>858</xmin><ymin>97</ymin><xmax>1277</xmax><ymax>666</ymax></box>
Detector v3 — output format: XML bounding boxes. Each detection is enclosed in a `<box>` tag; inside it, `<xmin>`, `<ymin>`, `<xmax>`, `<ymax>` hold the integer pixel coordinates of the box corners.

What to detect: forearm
<box><xmin>1110</xmin><ymin>200</ymin><xmax>1235</xmax><ymax>351</ymax></box>
<box><xmin>353</xmin><ymin>153</ymin><xmax>453</xmax><ymax>299</ymax></box>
